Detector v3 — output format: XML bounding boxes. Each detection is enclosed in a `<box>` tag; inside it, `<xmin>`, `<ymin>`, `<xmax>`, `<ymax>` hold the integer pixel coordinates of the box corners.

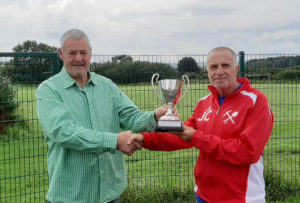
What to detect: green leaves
<box><xmin>0</xmin><ymin>75</ymin><xmax>18</xmax><ymax>134</ymax></box>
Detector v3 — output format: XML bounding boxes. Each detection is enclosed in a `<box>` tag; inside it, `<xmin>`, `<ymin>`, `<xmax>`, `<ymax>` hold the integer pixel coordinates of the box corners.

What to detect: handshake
<box><xmin>115</xmin><ymin>105</ymin><xmax>172</xmax><ymax>156</ymax></box>
<box><xmin>116</xmin><ymin>125</ymin><xmax>195</xmax><ymax>156</ymax></box>
<box><xmin>115</xmin><ymin>105</ymin><xmax>195</xmax><ymax>156</ymax></box>
<box><xmin>116</xmin><ymin>131</ymin><xmax>144</xmax><ymax>156</ymax></box>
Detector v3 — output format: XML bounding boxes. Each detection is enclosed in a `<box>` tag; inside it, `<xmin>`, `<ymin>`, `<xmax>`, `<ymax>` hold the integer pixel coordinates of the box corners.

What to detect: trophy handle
<box><xmin>151</xmin><ymin>73</ymin><xmax>160</xmax><ymax>96</ymax></box>
<box><xmin>177</xmin><ymin>75</ymin><xmax>190</xmax><ymax>103</ymax></box>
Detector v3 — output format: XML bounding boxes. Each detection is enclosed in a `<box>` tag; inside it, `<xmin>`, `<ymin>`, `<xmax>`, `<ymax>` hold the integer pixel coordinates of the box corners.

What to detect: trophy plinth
<box><xmin>156</xmin><ymin>120</ymin><xmax>183</xmax><ymax>131</ymax></box>
<box><xmin>151</xmin><ymin>73</ymin><xmax>189</xmax><ymax>132</ymax></box>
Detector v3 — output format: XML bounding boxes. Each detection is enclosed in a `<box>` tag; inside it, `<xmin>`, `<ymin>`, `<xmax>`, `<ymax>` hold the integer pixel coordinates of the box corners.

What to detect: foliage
<box><xmin>245</xmin><ymin>65</ymin><xmax>300</xmax><ymax>81</ymax></box>
<box><xmin>246</xmin><ymin>55</ymin><xmax>300</xmax><ymax>69</ymax></box>
<box><xmin>274</xmin><ymin>66</ymin><xmax>300</xmax><ymax>81</ymax></box>
<box><xmin>184</xmin><ymin>71</ymin><xmax>209</xmax><ymax>81</ymax></box>
<box><xmin>0</xmin><ymin>75</ymin><xmax>18</xmax><ymax>134</ymax></box>
<box><xmin>112</xmin><ymin>55</ymin><xmax>133</xmax><ymax>63</ymax></box>
<box><xmin>91</xmin><ymin>60</ymin><xmax>179</xmax><ymax>84</ymax></box>
<box><xmin>12</xmin><ymin>40</ymin><xmax>57</xmax><ymax>53</ymax></box>
<box><xmin>1</xmin><ymin>40</ymin><xmax>57</xmax><ymax>83</ymax></box>
<box><xmin>177</xmin><ymin>57</ymin><xmax>200</xmax><ymax>73</ymax></box>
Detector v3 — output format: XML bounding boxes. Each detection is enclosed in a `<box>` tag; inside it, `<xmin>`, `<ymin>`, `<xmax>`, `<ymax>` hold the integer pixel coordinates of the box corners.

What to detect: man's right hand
<box><xmin>117</xmin><ymin>131</ymin><xmax>143</xmax><ymax>155</ymax></box>
<box><xmin>127</xmin><ymin>133</ymin><xmax>144</xmax><ymax>145</ymax></box>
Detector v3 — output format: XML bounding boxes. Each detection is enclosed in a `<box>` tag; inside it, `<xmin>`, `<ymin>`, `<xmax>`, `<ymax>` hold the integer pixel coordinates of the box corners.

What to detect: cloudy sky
<box><xmin>1</xmin><ymin>0</ymin><xmax>300</xmax><ymax>54</ymax></box>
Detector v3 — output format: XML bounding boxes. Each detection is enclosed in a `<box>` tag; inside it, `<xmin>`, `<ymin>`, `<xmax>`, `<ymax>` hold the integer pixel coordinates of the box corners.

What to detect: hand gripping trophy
<box><xmin>151</xmin><ymin>73</ymin><xmax>189</xmax><ymax>131</ymax></box>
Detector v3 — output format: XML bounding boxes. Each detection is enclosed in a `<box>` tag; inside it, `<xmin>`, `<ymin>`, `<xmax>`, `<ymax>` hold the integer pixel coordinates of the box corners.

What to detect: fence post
<box><xmin>52</xmin><ymin>53</ymin><xmax>63</xmax><ymax>75</ymax></box>
<box><xmin>239</xmin><ymin>51</ymin><xmax>245</xmax><ymax>77</ymax></box>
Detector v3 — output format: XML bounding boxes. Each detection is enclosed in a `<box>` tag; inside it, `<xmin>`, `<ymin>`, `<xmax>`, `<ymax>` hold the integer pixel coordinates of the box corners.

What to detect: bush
<box><xmin>1</xmin><ymin>59</ymin><xmax>53</xmax><ymax>84</ymax></box>
<box><xmin>274</xmin><ymin>66</ymin><xmax>300</xmax><ymax>81</ymax></box>
<box><xmin>0</xmin><ymin>75</ymin><xmax>18</xmax><ymax>134</ymax></box>
<box><xmin>91</xmin><ymin>61</ymin><xmax>179</xmax><ymax>84</ymax></box>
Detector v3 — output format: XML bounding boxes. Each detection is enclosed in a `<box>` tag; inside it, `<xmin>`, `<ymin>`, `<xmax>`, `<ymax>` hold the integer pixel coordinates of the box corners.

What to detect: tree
<box><xmin>177</xmin><ymin>57</ymin><xmax>199</xmax><ymax>73</ymax></box>
<box><xmin>91</xmin><ymin>61</ymin><xmax>178</xmax><ymax>84</ymax></box>
<box><xmin>2</xmin><ymin>40</ymin><xmax>58</xmax><ymax>83</ymax></box>
<box><xmin>0</xmin><ymin>75</ymin><xmax>18</xmax><ymax>134</ymax></box>
<box><xmin>246</xmin><ymin>56</ymin><xmax>300</xmax><ymax>69</ymax></box>
<box><xmin>12</xmin><ymin>40</ymin><xmax>57</xmax><ymax>52</ymax></box>
<box><xmin>112</xmin><ymin>55</ymin><xmax>133</xmax><ymax>63</ymax></box>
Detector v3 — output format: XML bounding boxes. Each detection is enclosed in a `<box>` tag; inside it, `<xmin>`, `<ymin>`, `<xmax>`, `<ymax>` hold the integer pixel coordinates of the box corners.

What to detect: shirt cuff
<box><xmin>100</xmin><ymin>132</ymin><xmax>118</xmax><ymax>149</ymax></box>
<box><xmin>146</xmin><ymin>111</ymin><xmax>157</xmax><ymax>131</ymax></box>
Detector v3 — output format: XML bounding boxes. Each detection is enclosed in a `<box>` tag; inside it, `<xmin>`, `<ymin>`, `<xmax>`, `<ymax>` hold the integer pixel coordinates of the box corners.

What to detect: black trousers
<box><xmin>108</xmin><ymin>198</ymin><xmax>119</xmax><ymax>203</ymax></box>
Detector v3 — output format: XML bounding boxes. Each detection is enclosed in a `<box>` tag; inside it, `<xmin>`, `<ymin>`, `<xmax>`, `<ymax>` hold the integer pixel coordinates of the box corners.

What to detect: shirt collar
<box><xmin>59</xmin><ymin>67</ymin><xmax>97</xmax><ymax>89</ymax></box>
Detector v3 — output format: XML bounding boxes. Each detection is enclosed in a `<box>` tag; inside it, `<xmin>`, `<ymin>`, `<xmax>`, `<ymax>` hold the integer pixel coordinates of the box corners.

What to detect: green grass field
<box><xmin>0</xmin><ymin>82</ymin><xmax>299</xmax><ymax>202</ymax></box>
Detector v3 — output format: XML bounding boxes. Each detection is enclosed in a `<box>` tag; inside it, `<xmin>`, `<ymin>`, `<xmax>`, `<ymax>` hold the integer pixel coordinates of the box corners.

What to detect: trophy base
<box><xmin>155</xmin><ymin>120</ymin><xmax>184</xmax><ymax>132</ymax></box>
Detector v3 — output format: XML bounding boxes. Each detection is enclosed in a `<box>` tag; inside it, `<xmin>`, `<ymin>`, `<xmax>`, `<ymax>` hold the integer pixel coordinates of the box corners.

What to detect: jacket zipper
<box><xmin>216</xmin><ymin>106</ymin><xmax>221</xmax><ymax>115</ymax></box>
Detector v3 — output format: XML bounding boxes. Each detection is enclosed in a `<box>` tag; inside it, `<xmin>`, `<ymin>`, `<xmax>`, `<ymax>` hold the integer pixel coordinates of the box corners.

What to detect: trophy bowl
<box><xmin>151</xmin><ymin>73</ymin><xmax>189</xmax><ymax>131</ymax></box>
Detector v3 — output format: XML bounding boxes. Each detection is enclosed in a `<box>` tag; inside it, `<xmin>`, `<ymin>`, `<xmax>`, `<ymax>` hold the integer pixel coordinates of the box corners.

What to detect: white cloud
<box><xmin>0</xmin><ymin>0</ymin><xmax>300</xmax><ymax>54</ymax></box>
<box><xmin>262</xmin><ymin>29</ymin><xmax>300</xmax><ymax>41</ymax></box>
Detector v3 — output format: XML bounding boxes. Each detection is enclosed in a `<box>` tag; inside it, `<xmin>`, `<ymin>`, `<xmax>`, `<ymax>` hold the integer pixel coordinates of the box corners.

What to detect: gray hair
<box><xmin>59</xmin><ymin>28</ymin><xmax>91</xmax><ymax>49</ymax></box>
<box><xmin>207</xmin><ymin>47</ymin><xmax>238</xmax><ymax>66</ymax></box>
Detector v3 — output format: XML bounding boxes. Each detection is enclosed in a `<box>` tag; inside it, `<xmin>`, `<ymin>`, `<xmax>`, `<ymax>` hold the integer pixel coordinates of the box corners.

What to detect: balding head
<box><xmin>207</xmin><ymin>47</ymin><xmax>238</xmax><ymax>66</ymax></box>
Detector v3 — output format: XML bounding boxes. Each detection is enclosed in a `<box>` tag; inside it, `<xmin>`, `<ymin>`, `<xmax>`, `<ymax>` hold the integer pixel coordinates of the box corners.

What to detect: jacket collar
<box><xmin>208</xmin><ymin>77</ymin><xmax>250</xmax><ymax>99</ymax></box>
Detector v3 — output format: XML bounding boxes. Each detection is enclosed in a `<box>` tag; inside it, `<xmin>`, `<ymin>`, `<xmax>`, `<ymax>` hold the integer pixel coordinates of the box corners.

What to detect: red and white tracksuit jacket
<box><xmin>142</xmin><ymin>77</ymin><xmax>274</xmax><ymax>203</ymax></box>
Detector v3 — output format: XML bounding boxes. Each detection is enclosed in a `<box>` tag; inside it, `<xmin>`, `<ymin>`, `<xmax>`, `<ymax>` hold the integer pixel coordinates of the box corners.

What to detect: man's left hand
<box><xmin>154</xmin><ymin>105</ymin><xmax>179</xmax><ymax>120</ymax></box>
<box><xmin>170</xmin><ymin>125</ymin><xmax>195</xmax><ymax>141</ymax></box>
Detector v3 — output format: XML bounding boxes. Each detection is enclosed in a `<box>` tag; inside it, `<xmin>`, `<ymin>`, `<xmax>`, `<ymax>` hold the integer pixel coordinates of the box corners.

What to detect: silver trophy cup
<box><xmin>151</xmin><ymin>73</ymin><xmax>190</xmax><ymax>131</ymax></box>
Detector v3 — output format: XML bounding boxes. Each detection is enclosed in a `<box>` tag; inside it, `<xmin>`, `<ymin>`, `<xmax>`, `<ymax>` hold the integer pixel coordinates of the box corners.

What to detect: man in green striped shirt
<box><xmin>36</xmin><ymin>29</ymin><xmax>166</xmax><ymax>203</ymax></box>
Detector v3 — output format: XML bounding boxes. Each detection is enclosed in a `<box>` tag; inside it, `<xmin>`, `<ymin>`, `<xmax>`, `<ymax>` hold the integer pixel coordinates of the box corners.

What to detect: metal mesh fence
<box><xmin>0</xmin><ymin>52</ymin><xmax>299</xmax><ymax>202</ymax></box>
<box><xmin>242</xmin><ymin>54</ymin><xmax>300</xmax><ymax>202</ymax></box>
<box><xmin>0</xmin><ymin>54</ymin><xmax>54</xmax><ymax>202</ymax></box>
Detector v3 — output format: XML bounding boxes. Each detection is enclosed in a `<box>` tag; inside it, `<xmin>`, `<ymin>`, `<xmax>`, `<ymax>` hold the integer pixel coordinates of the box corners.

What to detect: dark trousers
<box><xmin>108</xmin><ymin>198</ymin><xmax>119</xmax><ymax>203</ymax></box>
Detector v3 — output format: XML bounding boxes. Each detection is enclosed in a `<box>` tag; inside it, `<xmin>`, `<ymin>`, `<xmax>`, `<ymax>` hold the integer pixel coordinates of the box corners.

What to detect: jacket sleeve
<box><xmin>142</xmin><ymin>114</ymin><xmax>196</xmax><ymax>151</ymax></box>
<box><xmin>142</xmin><ymin>132</ymin><xmax>193</xmax><ymax>151</ymax></box>
<box><xmin>191</xmin><ymin>95</ymin><xmax>274</xmax><ymax>165</ymax></box>
<box><xmin>183</xmin><ymin>111</ymin><xmax>197</xmax><ymax>129</ymax></box>
<box><xmin>36</xmin><ymin>83</ymin><xmax>118</xmax><ymax>154</ymax></box>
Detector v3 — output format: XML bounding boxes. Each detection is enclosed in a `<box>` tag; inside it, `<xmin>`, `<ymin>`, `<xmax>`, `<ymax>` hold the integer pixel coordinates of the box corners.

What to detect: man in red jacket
<box><xmin>129</xmin><ymin>47</ymin><xmax>274</xmax><ymax>203</ymax></box>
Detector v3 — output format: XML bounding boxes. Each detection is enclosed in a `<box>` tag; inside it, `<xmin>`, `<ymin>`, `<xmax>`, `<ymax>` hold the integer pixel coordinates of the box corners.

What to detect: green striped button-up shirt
<box><xmin>36</xmin><ymin>67</ymin><xmax>156</xmax><ymax>203</ymax></box>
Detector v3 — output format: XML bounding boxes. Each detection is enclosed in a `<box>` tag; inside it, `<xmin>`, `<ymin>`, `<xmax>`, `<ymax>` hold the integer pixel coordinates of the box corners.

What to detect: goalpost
<box><xmin>245</xmin><ymin>74</ymin><xmax>271</xmax><ymax>84</ymax></box>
